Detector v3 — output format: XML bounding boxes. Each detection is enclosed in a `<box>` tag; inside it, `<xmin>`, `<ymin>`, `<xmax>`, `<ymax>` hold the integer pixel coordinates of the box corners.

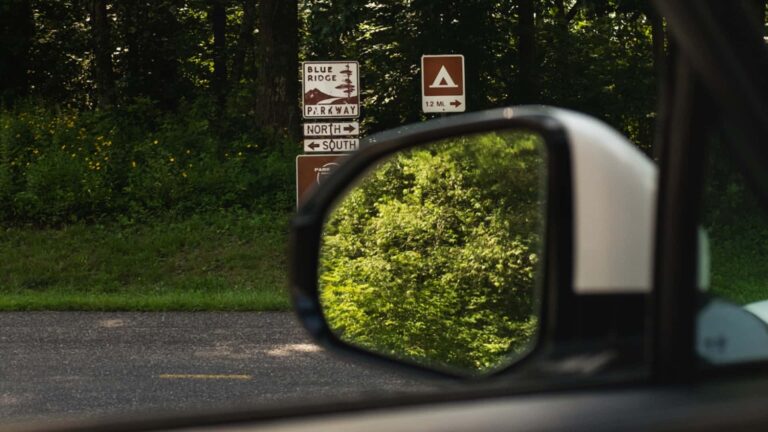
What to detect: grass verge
<box><xmin>0</xmin><ymin>210</ymin><xmax>292</xmax><ymax>311</ymax></box>
<box><xmin>708</xmin><ymin>214</ymin><xmax>768</xmax><ymax>305</ymax></box>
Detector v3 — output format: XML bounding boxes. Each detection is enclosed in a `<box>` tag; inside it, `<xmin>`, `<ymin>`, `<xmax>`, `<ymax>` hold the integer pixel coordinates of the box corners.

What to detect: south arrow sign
<box><xmin>303</xmin><ymin>138</ymin><xmax>360</xmax><ymax>153</ymax></box>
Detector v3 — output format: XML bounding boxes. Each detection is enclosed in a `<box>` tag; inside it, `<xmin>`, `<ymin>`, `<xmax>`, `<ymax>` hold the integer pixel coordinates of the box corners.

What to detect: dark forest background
<box><xmin>0</xmin><ymin>0</ymin><xmax>682</xmax><ymax>225</ymax></box>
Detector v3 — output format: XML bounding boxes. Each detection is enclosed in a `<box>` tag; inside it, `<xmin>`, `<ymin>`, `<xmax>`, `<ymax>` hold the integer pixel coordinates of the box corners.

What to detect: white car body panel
<box><xmin>745</xmin><ymin>300</ymin><xmax>768</xmax><ymax>324</ymax></box>
<box><xmin>550</xmin><ymin>109</ymin><xmax>658</xmax><ymax>294</ymax></box>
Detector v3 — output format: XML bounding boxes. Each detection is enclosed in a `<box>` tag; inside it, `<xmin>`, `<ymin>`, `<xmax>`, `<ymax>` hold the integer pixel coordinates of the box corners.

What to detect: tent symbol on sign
<box><xmin>429</xmin><ymin>66</ymin><xmax>459</xmax><ymax>89</ymax></box>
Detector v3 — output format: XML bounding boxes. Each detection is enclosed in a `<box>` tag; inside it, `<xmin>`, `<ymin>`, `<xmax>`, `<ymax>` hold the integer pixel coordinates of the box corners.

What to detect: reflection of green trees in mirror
<box><xmin>319</xmin><ymin>131</ymin><xmax>547</xmax><ymax>374</ymax></box>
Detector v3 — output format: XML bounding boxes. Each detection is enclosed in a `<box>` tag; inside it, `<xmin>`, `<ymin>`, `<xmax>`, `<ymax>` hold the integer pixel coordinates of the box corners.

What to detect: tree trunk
<box><xmin>516</xmin><ymin>0</ymin><xmax>537</xmax><ymax>103</ymax></box>
<box><xmin>115</xmin><ymin>2</ymin><xmax>183</xmax><ymax>108</ymax></box>
<box><xmin>554</xmin><ymin>0</ymin><xmax>566</xmax><ymax>24</ymax></box>
<box><xmin>232</xmin><ymin>0</ymin><xmax>257</xmax><ymax>86</ymax></box>
<box><xmin>0</xmin><ymin>0</ymin><xmax>34</xmax><ymax>105</ymax></box>
<box><xmin>257</xmin><ymin>0</ymin><xmax>299</xmax><ymax>140</ymax></box>
<box><xmin>753</xmin><ymin>0</ymin><xmax>766</xmax><ymax>35</ymax></box>
<box><xmin>90</xmin><ymin>0</ymin><xmax>116</xmax><ymax>109</ymax></box>
<box><xmin>551</xmin><ymin>0</ymin><xmax>573</xmax><ymax>105</ymax></box>
<box><xmin>209</xmin><ymin>0</ymin><xmax>228</xmax><ymax>110</ymax></box>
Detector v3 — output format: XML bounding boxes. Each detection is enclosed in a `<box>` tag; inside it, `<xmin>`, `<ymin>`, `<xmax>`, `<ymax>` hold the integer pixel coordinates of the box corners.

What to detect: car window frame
<box><xmin>651</xmin><ymin>0</ymin><xmax>768</xmax><ymax>380</ymax></box>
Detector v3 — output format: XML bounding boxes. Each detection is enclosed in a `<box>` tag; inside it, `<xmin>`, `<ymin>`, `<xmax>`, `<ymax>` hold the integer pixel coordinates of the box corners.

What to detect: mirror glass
<box><xmin>318</xmin><ymin>130</ymin><xmax>548</xmax><ymax>376</ymax></box>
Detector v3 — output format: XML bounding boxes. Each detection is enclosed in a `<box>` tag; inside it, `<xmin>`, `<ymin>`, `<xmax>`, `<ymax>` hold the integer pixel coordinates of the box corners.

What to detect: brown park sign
<box><xmin>421</xmin><ymin>55</ymin><xmax>466</xmax><ymax>113</ymax></box>
<box><xmin>302</xmin><ymin>61</ymin><xmax>360</xmax><ymax>119</ymax></box>
<box><xmin>296</xmin><ymin>155</ymin><xmax>349</xmax><ymax>207</ymax></box>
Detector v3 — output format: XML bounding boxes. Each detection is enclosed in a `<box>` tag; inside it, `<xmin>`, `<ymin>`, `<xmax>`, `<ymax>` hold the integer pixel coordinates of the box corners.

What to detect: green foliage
<box><xmin>319</xmin><ymin>132</ymin><xmax>546</xmax><ymax>373</ymax></box>
<box><xmin>536</xmin><ymin>2</ymin><xmax>658</xmax><ymax>152</ymax></box>
<box><xmin>703</xmin><ymin>129</ymin><xmax>768</xmax><ymax>305</ymax></box>
<box><xmin>706</xmin><ymin>212</ymin><xmax>768</xmax><ymax>305</ymax></box>
<box><xmin>0</xmin><ymin>101</ymin><xmax>297</xmax><ymax>226</ymax></box>
<box><xmin>111</xmin><ymin>1</ymin><xmax>190</xmax><ymax>107</ymax></box>
<box><xmin>5</xmin><ymin>0</ymin><xmax>667</xmax><ymax>225</ymax></box>
<box><xmin>301</xmin><ymin>0</ymin><xmax>659</xmax><ymax>152</ymax></box>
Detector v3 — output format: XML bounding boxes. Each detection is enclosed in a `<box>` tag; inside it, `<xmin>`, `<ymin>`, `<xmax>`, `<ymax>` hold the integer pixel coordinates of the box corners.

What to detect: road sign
<box><xmin>421</xmin><ymin>55</ymin><xmax>466</xmax><ymax>113</ymax></box>
<box><xmin>296</xmin><ymin>155</ymin><xmax>349</xmax><ymax>207</ymax></box>
<box><xmin>302</xmin><ymin>61</ymin><xmax>360</xmax><ymax>119</ymax></box>
<box><xmin>303</xmin><ymin>138</ymin><xmax>359</xmax><ymax>153</ymax></box>
<box><xmin>303</xmin><ymin>121</ymin><xmax>359</xmax><ymax>137</ymax></box>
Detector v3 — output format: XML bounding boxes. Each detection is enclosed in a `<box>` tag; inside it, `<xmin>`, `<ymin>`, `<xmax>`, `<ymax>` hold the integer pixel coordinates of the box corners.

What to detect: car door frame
<box><xmin>650</xmin><ymin>0</ymin><xmax>768</xmax><ymax>381</ymax></box>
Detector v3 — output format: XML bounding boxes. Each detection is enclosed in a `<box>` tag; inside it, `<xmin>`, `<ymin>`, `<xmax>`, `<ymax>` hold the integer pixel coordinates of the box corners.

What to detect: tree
<box><xmin>90</xmin><ymin>0</ymin><xmax>116</xmax><ymax>109</ymax></box>
<box><xmin>209</xmin><ymin>0</ymin><xmax>228</xmax><ymax>110</ymax></box>
<box><xmin>231</xmin><ymin>0</ymin><xmax>257</xmax><ymax>86</ymax></box>
<box><xmin>0</xmin><ymin>0</ymin><xmax>34</xmax><ymax>105</ymax></box>
<box><xmin>750</xmin><ymin>0</ymin><xmax>766</xmax><ymax>33</ymax></box>
<box><xmin>516</xmin><ymin>0</ymin><xmax>537</xmax><ymax>103</ymax></box>
<box><xmin>257</xmin><ymin>0</ymin><xmax>299</xmax><ymax>139</ymax></box>
<box><xmin>113</xmin><ymin>1</ymin><xmax>187</xmax><ymax>108</ymax></box>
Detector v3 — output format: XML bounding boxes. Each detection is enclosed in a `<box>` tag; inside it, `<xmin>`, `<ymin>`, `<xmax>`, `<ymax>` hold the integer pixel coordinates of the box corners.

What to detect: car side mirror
<box><xmin>290</xmin><ymin>106</ymin><xmax>657</xmax><ymax>378</ymax></box>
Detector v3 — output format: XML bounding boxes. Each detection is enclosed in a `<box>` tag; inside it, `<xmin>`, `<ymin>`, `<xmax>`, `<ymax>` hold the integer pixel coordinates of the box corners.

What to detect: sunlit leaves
<box><xmin>319</xmin><ymin>131</ymin><xmax>546</xmax><ymax>374</ymax></box>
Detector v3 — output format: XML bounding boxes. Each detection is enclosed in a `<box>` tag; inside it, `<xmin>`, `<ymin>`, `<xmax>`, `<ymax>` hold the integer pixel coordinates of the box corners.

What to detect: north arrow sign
<box><xmin>303</xmin><ymin>121</ymin><xmax>360</xmax><ymax>137</ymax></box>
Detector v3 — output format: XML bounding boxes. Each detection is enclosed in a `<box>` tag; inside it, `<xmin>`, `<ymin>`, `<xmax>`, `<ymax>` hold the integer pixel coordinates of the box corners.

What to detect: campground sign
<box><xmin>421</xmin><ymin>54</ymin><xmax>466</xmax><ymax>113</ymax></box>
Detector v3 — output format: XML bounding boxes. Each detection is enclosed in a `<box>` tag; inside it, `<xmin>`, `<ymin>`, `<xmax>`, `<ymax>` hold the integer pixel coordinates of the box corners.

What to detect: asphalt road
<box><xmin>0</xmin><ymin>312</ymin><xmax>436</xmax><ymax>424</ymax></box>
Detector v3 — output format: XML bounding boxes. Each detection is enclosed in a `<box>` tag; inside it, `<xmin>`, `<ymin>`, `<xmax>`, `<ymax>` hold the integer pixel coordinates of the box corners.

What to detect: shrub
<box><xmin>0</xmin><ymin>99</ymin><xmax>298</xmax><ymax>226</ymax></box>
<box><xmin>318</xmin><ymin>131</ymin><xmax>547</xmax><ymax>373</ymax></box>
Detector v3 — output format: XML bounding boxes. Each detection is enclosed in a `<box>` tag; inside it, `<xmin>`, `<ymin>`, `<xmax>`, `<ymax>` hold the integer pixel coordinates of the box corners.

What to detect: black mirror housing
<box><xmin>289</xmin><ymin>107</ymin><xmax>575</xmax><ymax>378</ymax></box>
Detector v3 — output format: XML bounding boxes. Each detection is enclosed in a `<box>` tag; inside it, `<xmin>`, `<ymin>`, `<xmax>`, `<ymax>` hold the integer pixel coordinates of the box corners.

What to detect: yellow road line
<box><xmin>158</xmin><ymin>374</ymin><xmax>252</xmax><ymax>380</ymax></box>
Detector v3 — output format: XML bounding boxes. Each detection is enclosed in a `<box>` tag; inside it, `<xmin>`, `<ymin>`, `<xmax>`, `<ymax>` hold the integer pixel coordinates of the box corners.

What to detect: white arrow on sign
<box><xmin>303</xmin><ymin>122</ymin><xmax>359</xmax><ymax>137</ymax></box>
<box><xmin>303</xmin><ymin>138</ymin><xmax>360</xmax><ymax>153</ymax></box>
